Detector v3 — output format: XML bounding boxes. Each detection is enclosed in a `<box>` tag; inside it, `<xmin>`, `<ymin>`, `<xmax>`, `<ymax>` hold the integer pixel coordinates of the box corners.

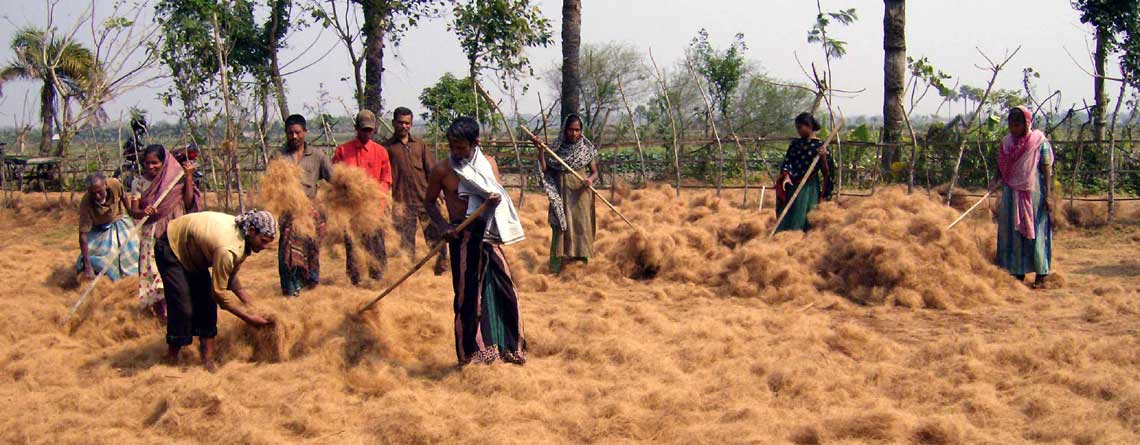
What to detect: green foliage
<box><xmin>1</xmin><ymin>27</ymin><xmax>97</xmax><ymax>93</ymax></box>
<box><xmin>807</xmin><ymin>8</ymin><xmax>857</xmax><ymax>59</ymax></box>
<box><xmin>1072</xmin><ymin>0</ymin><xmax>1140</xmax><ymax>80</ymax></box>
<box><xmin>450</xmin><ymin>0</ymin><xmax>553</xmax><ymax>82</ymax></box>
<box><xmin>690</xmin><ymin>29</ymin><xmax>748</xmax><ymax>118</ymax></box>
<box><xmin>419</xmin><ymin>72</ymin><xmax>491</xmax><ymax>131</ymax></box>
<box><xmin>908</xmin><ymin>56</ymin><xmax>955</xmax><ymax>99</ymax></box>
<box><xmin>849</xmin><ymin>123</ymin><xmax>873</xmax><ymax>143</ymax></box>
<box><xmin>155</xmin><ymin>0</ymin><xmax>267</xmax><ymax>138</ymax></box>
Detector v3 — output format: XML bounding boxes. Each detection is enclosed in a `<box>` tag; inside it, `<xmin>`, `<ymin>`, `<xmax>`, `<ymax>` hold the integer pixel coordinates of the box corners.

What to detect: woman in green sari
<box><xmin>992</xmin><ymin>106</ymin><xmax>1053</xmax><ymax>288</ymax></box>
<box><xmin>775</xmin><ymin>112</ymin><xmax>835</xmax><ymax>232</ymax></box>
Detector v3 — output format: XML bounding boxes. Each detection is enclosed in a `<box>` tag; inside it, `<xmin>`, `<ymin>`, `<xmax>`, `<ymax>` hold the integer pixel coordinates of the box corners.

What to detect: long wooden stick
<box><xmin>769</xmin><ymin>118</ymin><xmax>845</xmax><ymax>239</ymax></box>
<box><xmin>946</xmin><ymin>189</ymin><xmax>994</xmax><ymax>231</ymax></box>
<box><xmin>63</xmin><ymin>170</ymin><xmax>186</xmax><ymax>326</ymax></box>
<box><xmin>357</xmin><ymin>201</ymin><xmax>490</xmax><ymax>314</ymax></box>
<box><xmin>476</xmin><ymin>83</ymin><xmax>638</xmax><ymax>229</ymax></box>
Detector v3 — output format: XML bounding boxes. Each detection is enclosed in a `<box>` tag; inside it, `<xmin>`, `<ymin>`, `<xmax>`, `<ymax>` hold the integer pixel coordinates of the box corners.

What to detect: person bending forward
<box><xmin>157</xmin><ymin>210</ymin><xmax>274</xmax><ymax>371</ymax></box>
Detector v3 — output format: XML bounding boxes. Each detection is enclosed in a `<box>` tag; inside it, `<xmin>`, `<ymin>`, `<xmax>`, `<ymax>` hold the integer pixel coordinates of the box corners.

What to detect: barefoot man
<box><xmin>156</xmin><ymin>210</ymin><xmax>275</xmax><ymax>370</ymax></box>
<box><xmin>425</xmin><ymin>117</ymin><xmax>527</xmax><ymax>366</ymax></box>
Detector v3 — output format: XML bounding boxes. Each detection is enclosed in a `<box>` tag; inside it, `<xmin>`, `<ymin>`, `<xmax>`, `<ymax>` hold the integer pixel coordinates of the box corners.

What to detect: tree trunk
<box><xmin>361</xmin><ymin>0</ymin><xmax>388</xmax><ymax>116</ymax></box>
<box><xmin>268</xmin><ymin>0</ymin><xmax>290</xmax><ymax>119</ymax></box>
<box><xmin>39</xmin><ymin>82</ymin><xmax>54</xmax><ymax>155</ymax></box>
<box><xmin>560</xmin><ymin>0</ymin><xmax>581</xmax><ymax>122</ymax></box>
<box><xmin>881</xmin><ymin>0</ymin><xmax>906</xmax><ymax>175</ymax></box>
<box><xmin>1093</xmin><ymin>27</ymin><xmax>1108</xmax><ymax>142</ymax></box>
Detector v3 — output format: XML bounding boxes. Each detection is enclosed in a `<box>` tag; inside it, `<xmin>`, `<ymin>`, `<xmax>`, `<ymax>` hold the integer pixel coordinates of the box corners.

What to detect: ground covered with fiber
<box><xmin>1</xmin><ymin>187</ymin><xmax>1139</xmax><ymax>444</ymax></box>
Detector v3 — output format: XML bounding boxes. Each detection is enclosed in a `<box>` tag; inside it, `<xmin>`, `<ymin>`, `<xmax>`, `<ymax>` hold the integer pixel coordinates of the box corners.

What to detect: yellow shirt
<box><xmin>165</xmin><ymin>212</ymin><xmax>248</xmax><ymax>309</ymax></box>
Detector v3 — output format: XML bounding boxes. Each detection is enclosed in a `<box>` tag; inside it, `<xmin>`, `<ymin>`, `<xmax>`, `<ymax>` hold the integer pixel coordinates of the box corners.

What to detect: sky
<box><xmin>0</xmin><ymin>0</ymin><xmax>1114</xmax><ymax>127</ymax></box>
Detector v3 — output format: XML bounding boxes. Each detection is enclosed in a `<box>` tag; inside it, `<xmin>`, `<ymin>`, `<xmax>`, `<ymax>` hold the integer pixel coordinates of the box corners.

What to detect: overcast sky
<box><xmin>0</xmin><ymin>0</ymin><xmax>1113</xmax><ymax>126</ymax></box>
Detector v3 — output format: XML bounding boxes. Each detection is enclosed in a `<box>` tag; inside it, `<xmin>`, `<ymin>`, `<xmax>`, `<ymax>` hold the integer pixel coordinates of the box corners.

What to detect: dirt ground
<box><xmin>0</xmin><ymin>186</ymin><xmax>1138</xmax><ymax>444</ymax></box>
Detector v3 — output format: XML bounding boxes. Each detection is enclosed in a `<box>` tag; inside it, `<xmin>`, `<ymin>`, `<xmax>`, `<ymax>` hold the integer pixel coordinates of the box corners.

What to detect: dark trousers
<box><xmin>345</xmin><ymin>230</ymin><xmax>386</xmax><ymax>285</ymax></box>
<box><xmin>155</xmin><ymin>236</ymin><xmax>217</xmax><ymax>347</ymax></box>
<box><xmin>396</xmin><ymin>206</ymin><xmax>447</xmax><ymax>270</ymax></box>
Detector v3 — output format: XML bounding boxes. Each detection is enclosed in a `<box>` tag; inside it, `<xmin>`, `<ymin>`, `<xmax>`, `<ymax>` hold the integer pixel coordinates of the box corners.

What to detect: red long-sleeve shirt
<box><xmin>333</xmin><ymin>138</ymin><xmax>393</xmax><ymax>193</ymax></box>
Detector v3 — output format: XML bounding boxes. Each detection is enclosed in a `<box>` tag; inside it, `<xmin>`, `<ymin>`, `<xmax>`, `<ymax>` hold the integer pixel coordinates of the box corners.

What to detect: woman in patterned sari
<box><xmin>129</xmin><ymin>144</ymin><xmax>201</xmax><ymax>319</ymax></box>
<box><xmin>538</xmin><ymin>114</ymin><xmax>598</xmax><ymax>273</ymax></box>
<box><xmin>774</xmin><ymin>112</ymin><xmax>835</xmax><ymax>232</ymax></box>
<box><xmin>992</xmin><ymin>106</ymin><xmax>1053</xmax><ymax>288</ymax></box>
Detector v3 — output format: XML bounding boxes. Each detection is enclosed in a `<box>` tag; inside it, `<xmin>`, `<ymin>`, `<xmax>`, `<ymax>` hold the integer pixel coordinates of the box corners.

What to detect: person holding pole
<box><xmin>128</xmin><ymin>144</ymin><xmax>201</xmax><ymax>319</ymax></box>
<box><xmin>537</xmin><ymin>114</ymin><xmax>599</xmax><ymax>273</ymax></box>
<box><xmin>992</xmin><ymin>106</ymin><xmax>1054</xmax><ymax>288</ymax></box>
<box><xmin>774</xmin><ymin>112</ymin><xmax>835</xmax><ymax>233</ymax></box>
<box><xmin>425</xmin><ymin>117</ymin><xmax>527</xmax><ymax>366</ymax></box>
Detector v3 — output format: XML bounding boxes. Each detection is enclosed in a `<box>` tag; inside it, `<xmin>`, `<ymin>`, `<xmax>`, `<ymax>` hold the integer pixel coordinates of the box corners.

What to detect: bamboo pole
<box><xmin>63</xmin><ymin>171</ymin><xmax>186</xmax><ymax>327</ymax></box>
<box><xmin>358</xmin><ymin>201</ymin><xmax>489</xmax><ymax>314</ymax></box>
<box><xmin>946</xmin><ymin>189</ymin><xmax>993</xmax><ymax>230</ymax></box>
<box><xmin>769</xmin><ymin>118</ymin><xmax>844</xmax><ymax>239</ymax></box>
<box><xmin>684</xmin><ymin>55</ymin><xmax>726</xmax><ymax>197</ymax></box>
<box><xmin>648</xmin><ymin>49</ymin><xmax>682</xmax><ymax>197</ymax></box>
<box><xmin>617</xmin><ymin>77</ymin><xmax>648</xmax><ymax>185</ymax></box>
<box><xmin>477</xmin><ymin>83</ymin><xmax>638</xmax><ymax>230</ymax></box>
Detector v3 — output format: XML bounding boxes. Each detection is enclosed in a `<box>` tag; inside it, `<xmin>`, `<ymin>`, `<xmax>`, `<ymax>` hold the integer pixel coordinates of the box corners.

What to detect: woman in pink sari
<box><xmin>991</xmin><ymin>106</ymin><xmax>1053</xmax><ymax>288</ymax></box>
<box><xmin>129</xmin><ymin>145</ymin><xmax>201</xmax><ymax>318</ymax></box>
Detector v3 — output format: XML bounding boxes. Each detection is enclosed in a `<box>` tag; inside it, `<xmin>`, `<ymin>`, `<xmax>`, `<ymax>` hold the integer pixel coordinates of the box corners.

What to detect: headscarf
<box><xmin>139</xmin><ymin>147</ymin><xmax>201</xmax><ymax>237</ymax></box>
<box><xmin>236</xmin><ymin>210</ymin><xmax>278</xmax><ymax>238</ymax></box>
<box><xmin>998</xmin><ymin>106</ymin><xmax>1050</xmax><ymax>240</ymax></box>
<box><xmin>540</xmin><ymin>115</ymin><xmax>597</xmax><ymax>231</ymax></box>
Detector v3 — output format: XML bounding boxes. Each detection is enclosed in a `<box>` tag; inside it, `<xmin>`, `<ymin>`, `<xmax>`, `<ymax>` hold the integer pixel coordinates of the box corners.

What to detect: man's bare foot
<box><xmin>203</xmin><ymin>360</ymin><xmax>217</xmax><ymax>373</ymax></box>
<box><xmin>1032</xmin><ymin>275</ymin><xmax>1048</xmax><ymax>289</ymax></box>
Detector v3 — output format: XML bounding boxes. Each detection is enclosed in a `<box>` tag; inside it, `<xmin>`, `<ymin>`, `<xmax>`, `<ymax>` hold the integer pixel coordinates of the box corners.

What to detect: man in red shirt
<box><xmin>333</xmin><ymin>110</ymin><xmax>392</xmax><ymax>285</ymax></box>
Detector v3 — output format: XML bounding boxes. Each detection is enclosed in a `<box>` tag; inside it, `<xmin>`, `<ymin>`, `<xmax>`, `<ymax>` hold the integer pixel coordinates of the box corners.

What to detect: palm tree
<box><xmin>881</xmin><ymin>0</ymin><xmax>906</xmax><ymax>174</ymax></box>
<box><xmin>0</xmin><ymin>28</ymin><xmax>96</xmax><ymax>155</ymax></box>
<box><xmin>560</xmin><ymin>0</ymin><xmax>581</xmax><ymax>122</ymax></box>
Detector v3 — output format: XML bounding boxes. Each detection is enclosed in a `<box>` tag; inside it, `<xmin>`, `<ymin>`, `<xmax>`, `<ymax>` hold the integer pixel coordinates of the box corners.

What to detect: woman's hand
<box><xmin>584</xmin><ymin>175</ymin><xmax>596</xmax><ymax>188</ymax></box>
<box><xmin>82</xmin><ymin>265</ymin><xmax>95</xmax><ymax>280</ymax></box>
<box><xmin>181</xmin><ymin>161</ymin><xmax>196</xmax><ymax>178</ymax></box>
<box><xmin>818</xmin><ymin>146</ymin><xmax>829</xmax><ymax>157</ymax></box>
<box><xmin>143</xmin><ymin>206</ymin><xmax>157</xmax><ymax>216</ymax></box>
<box><xmin>781</xmin><ymin>175</ymin><xmax>793</xmax><ymax>190</ymax></box>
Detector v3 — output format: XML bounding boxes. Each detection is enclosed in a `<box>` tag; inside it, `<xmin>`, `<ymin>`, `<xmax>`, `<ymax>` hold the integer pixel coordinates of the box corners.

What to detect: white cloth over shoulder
<box><xmin>450</xmin><ymin>145</ymin><xmax>525</xmax><ymax>245</ymax></box>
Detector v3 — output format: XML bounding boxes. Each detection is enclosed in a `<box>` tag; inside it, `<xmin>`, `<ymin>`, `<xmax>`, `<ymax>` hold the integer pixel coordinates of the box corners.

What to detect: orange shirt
<box><xmin>333</xmin><ymin>138</ymin><xmax>393</xmax><ymax>193</ymax></box>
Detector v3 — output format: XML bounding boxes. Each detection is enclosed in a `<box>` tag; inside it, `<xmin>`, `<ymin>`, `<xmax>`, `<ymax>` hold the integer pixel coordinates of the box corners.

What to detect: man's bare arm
<box><xmin>425</xmin><ymin>163</ymin><xmax>450</xmax><ymax>229</ymax></box>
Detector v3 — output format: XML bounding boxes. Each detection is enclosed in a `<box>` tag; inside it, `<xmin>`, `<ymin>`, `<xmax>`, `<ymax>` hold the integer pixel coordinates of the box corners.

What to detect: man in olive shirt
<box><xmin>385</xmin><ymin>107</ymin><xmax>446</xmax><ymax>274</ymax></box>
<box><xmin>77</xmin><ymin>174</ymin><xmax>138</xmax><ymax>281</ymax></box>
<box><xmin>156</xmin><ymin>210</ymin><xmax>275</xmax><ymax>371</ymax></box>
<box><xmin>275</xmin><ymin>114</ymin><xmax>333</xmax><ymax>296</ymax></box>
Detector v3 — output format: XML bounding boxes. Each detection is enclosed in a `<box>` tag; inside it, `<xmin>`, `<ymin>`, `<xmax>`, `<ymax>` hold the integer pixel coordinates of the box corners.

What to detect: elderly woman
<box><xmin>129</xmin><ymin>144</ymin><xmax>201</xmax><ymax>319</ymax></box>
<box><xmin>992</xmin><ymin>106</ymin><xmax>1054</xmax><ymax>288</ymax></box>
<box><xmin>774</xmin><ymin>112</ymin><xmax>835</xmax><ymax>232</ymax></box>
<box><xmin>538</xmin><ymin>114</ymin><xmax>599</xmax><ymax>273</ymax></box>
<box><xmin>77</xmin><ymin>173</ymin><xmax>139</xmax><ymax>281</ymax></box>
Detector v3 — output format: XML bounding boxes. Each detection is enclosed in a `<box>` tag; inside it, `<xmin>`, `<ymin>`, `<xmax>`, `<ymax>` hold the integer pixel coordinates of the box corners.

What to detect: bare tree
<box><xmin>946</xmin><ymin>47</ymin><xmax>1021</xmax><ymax>205</ymax></box>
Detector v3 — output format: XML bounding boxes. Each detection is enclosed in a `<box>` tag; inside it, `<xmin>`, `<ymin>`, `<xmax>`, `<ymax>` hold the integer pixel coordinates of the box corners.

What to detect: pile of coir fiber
<box><xmin>595</xmin><ymin>186</ymin><xmax>1024</xmax><ymax>309</ymax></box>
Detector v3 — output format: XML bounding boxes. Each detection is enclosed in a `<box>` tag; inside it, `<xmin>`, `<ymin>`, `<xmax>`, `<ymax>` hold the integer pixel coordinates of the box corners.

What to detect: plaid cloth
<box><xmin>76</xmin><ymin>216</ymin><xmax>140</xmax><ymax>281</ymax></box>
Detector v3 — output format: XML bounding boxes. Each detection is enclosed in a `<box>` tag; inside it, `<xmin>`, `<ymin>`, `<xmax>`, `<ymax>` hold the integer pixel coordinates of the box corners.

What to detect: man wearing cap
<box><xmin>333</xmin><ymin>110</ymin><xmax>393</xmax><ymax>285</ymax></box>
<box><xmin>384</xmin><ymin>107</ymin><xmax>446</xmax><ymax>274</ymax></box>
